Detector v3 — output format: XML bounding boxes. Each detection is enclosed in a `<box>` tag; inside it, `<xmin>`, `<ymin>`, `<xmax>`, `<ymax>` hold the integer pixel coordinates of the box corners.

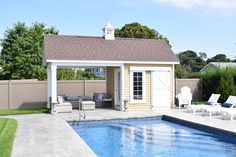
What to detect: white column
<box><xmin>47</xmin><ymin>66</ymin><xmax>52</xmax><ymax>108</ymax></box>
<box><xmin>120</xmin><ymin>64</ymin><xmax>125</xmax><ymax>111</ymax></box>
<box><xmin>47</xmin><ymin>63</ymin><xmax>57</xmax><ymax>109</ymax></box>
<box><xmin>51</xmin><ymin>64</ymin><xmax>57</xmax><ymax>103</ymax></box>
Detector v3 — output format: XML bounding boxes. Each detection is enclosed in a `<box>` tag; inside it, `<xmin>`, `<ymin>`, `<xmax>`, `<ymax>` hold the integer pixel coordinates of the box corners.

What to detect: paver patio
<box><xmin>4</xmin><ymin>108</ymin><xmax>236</xmax><ymax>157</ymax></box>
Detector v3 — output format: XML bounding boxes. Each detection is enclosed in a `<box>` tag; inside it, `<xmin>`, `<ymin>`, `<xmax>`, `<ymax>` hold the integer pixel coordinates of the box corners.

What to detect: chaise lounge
<box><xmin>202</xmin><ymin>95</ymin><xmax>236</xmax><ymax>117</ymax></box>
<box><xmin>222</xmin><ymin>109</ymin><xmax>236</xmax><ymax>120</ymax></box>
<box><xmin>187</xmin><ymin>93</ymin><xmax>220</xmax><ymax>114</ymax></box>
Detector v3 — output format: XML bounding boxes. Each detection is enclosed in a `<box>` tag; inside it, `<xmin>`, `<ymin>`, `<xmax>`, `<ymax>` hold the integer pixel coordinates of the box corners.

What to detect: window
<box><xmin>107</xmin><ymin>29</ymin><xmax>112</xmax><ymax>35</ymax></box>
<box><xmin>133</xmin><ymin>72</ymin><xmax>143</xmax><ymax>100</ymax></box>
<box><xmin>130</xmin><ymin>71</ymin><xmax>146</xmax><ymax>103</ymax></box>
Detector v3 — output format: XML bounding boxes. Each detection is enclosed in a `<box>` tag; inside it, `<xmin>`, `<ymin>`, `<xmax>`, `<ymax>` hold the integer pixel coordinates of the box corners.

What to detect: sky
<box><xmin>1</xmin><ymin>0</ymin><xmax>236</xmax><ymax>59</ymax></box>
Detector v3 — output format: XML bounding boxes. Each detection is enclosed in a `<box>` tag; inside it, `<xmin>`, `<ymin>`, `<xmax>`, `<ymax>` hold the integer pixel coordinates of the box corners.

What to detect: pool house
<box><xmin>43</xmin><ymin>23</ymin><xmax>179</xmax><ymax>112</ymax></box>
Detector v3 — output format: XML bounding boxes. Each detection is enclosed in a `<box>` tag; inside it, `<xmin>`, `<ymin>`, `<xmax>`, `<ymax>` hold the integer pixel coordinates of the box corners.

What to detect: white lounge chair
<box><xmin>222</xmin><ymin>109</ymin><xmax>236</xmax><ymax>120</ymax></box>
<box><xmin>176</xmin><ymin>86</ymin><xmax>192</xmax><ymax>109</ymax></box>
<box><xmin>187</xmin><ymin>93</ymin><xmax>220</xmax><ymax>114</ymax></box>
<box><xmin>202</xmin><ymin>95</ymin><xmax>236</xmax><ymax>117</ymax></box>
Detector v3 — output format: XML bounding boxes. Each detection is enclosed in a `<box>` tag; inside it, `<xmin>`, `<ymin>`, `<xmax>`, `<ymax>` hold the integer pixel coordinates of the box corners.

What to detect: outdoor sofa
<box><xmin>93</xmin><ymin>92</ymin><xmax>112</xmax><ymax>108</ymax></box>
<box><xmin>55</xmin><ymin>93</ymin><xmax>112</xmax><ymax>111</ymax></box>
<box><xmin>64</xmin><ymin>96</ymin><xmax>95</xmax><ymax>110</ymax></box>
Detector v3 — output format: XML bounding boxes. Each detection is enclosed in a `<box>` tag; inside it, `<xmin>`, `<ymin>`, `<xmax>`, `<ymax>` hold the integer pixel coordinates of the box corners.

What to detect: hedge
<box><xmin>201</xmin><ymin>68</ymin><xmax>236</xmax><ymax>103</ymax></box>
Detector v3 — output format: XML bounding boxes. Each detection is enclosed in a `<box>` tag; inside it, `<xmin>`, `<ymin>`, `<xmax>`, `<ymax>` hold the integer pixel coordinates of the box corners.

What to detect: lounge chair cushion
<box><xmin>222</xmin><ymin>103</ymin><xmax>233</xmax><ymax>108</ymax></box>
<box><xmin>205</xmin><ymin>102</ymin><xmax>212</xmax><ymax>105</ymax></box>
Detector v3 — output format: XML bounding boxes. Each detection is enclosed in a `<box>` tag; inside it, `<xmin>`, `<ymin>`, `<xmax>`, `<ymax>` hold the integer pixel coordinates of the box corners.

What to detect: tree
<box><xmin>0</xmin><ymin>22</ymin><xmax>58</xmax><ymax>80</ymax></box>
<box><xmin>199</xmin><ymin>52</ymin><xmax>207</xmax><ymax>60</ymax></box>
<box><xmin>57</xmin><ymin>68</ymin><xmax>76</xmax><ymax>80</ymax></box>
<box><xmin>177</xmin><ymin>50</ymin><xmax>207</xmax><ymax>72</ymax></box>
<box><xmin>57</xmin><ymin>68</ymin><xmax>97</xmax><ymax>80</ymax></box>
<box><xmin>175</xmin><ymin>64</ymin><xmax>188</xmax><ymax>79</ymax></box>
<box><xmin>207</xmin><ymin>54</ymin><xmax>230</xmax><ymax>63</ymax></box>
<box><xmin>115</xmin><ymin>22</ymin><xmax>171</xmax><ymax>47</ymax></box>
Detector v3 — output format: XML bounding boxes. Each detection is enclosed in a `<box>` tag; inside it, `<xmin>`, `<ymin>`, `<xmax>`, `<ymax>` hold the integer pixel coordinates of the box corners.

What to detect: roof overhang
<box><xmin>45</xmin><ymin>59</ymin><xmax>179</xmax><ymax>68</ymax></box>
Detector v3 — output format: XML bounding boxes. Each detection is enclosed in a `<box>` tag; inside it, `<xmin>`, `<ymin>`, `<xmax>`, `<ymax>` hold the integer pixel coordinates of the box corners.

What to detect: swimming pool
<box><xmin>70</xmin><ymin>118</ymin><xmax>236</xmax><ymax>157</ymax></box>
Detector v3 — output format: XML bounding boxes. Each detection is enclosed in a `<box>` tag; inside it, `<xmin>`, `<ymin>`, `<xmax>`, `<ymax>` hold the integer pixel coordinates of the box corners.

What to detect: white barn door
<box><xmin>152</xmin><ymin>68</ymin><xmax>171</xmax><ymax>109</ymax></box>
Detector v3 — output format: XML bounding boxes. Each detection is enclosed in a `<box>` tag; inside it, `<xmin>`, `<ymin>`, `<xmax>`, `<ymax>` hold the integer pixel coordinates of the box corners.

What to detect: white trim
<box><xmin>130</xmin><ymin>66</ymin><xmax>172</xmax><ymax>72</ymax></box>
<box><xmin>121</xmin><ymin>65</ymin><xmax>125</xmax><ymax>111</ymax></box>
<box><xmin>130</xmin><ymin>71</ymin><xmax>146</xmax><ymax>104</ymax></box>
<box><xmin>151</xmin><ymin>72</ymin><xmax>154</xmax><ymax>109</ymax></box>
<box><xmin>172</xmin><ymin>64</ymin><xmax>175</xmax><ymax>109</ymax></box>
<box><xmin>114</xmin><ymin>68</ymin><xmax>121</xmax><ymax>109</ymax></box>
<box><xmin>49</xmin><ymin>62</ymin><xmax>122</xmax><ymax>67</ymax></box>
<box><xmin>46</xmin><ymin>59</ymin><xmax>179</xmax><ymax>65</ymax></box>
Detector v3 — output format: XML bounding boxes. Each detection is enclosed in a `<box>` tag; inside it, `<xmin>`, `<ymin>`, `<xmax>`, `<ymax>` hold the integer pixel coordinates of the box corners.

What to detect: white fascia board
<box><xmin>48</xmin><ymin>61</ymin><xmax>123</xmax><ymax>67</ymax></box>
<box><xmin>130</xmin><ymin>66</ymin><xmax>172</xmax><ymax>71</ymax></box>
<box><xmin>46</xmin><ymin>60</ymin><xmax>179</xmax><ymax>66</ymax></box>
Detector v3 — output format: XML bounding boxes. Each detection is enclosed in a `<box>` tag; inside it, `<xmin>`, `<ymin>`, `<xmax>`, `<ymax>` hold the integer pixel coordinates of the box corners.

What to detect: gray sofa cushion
<box><xmin>78</xmin><ymin>96</ymin><xmax>93</xmax><ymax>101</ymax></box>
<box><xmin>103</xmin><ymin>93</ymin><xmax>109</xmax><ymax>99</ymax></box>
<box><xmin>65</xmin><ymin>96</ymin><xmax>79</xmax><ymax>101</ymax></box>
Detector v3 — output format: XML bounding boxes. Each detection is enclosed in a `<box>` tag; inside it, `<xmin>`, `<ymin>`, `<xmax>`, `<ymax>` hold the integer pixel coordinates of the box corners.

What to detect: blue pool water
<box><xmin>70</xmin><ymin>118</ymin><xmax>236</xmax><ymax>157</ymax></box>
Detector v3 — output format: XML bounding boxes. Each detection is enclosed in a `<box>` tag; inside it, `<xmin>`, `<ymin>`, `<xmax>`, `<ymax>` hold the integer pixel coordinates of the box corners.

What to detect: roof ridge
<box><xmin>45</xmin><ymin>34</ymin><xmax>103</xmax><ymax>39</ymax></box>
<box><xmin>45</xmin><ymin>34</ymin><xmax>163</xmax><ymax>41</ymax></box>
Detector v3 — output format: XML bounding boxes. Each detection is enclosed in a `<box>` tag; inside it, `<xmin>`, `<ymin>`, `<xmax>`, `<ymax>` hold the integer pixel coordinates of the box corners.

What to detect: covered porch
<box><xmin>47</xmin><ymin>61</ymin><xmax>125</xmax><ymax>111</ymax></box>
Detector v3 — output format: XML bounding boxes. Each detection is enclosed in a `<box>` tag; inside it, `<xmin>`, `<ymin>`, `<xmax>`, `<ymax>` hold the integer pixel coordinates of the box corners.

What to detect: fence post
<box><xmin>8</xmin><ymin>80</ymin><xmax>11</xmax><ymax>109</ymax></box>
<box><xmin>84</xmin><ymin>79</ymin><xmax>86</xmax><ymax>96</ymax></box>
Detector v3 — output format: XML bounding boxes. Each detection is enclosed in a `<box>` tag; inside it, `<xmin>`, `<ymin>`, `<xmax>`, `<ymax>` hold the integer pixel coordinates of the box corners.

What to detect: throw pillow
<box><xmin>57</xmin><ymin>96</ymin><xmax>64</xmax><ymax>104</ymax></box>
<box><xmin>97</xmin><ymin>93</ymin><xmax>104</xmax><ymax>100</ymax></box>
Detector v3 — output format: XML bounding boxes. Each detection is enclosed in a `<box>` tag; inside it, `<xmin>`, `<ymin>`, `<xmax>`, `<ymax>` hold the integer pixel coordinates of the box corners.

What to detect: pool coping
<box><xmin>70</xmin><ymin>114</ymin><xmax>236</xmax><ymax>139</ymax></box>
<box><xmin>162</xmin><ymin>115</ymin><xmax>236</xmax><ymax>138</ymax></box>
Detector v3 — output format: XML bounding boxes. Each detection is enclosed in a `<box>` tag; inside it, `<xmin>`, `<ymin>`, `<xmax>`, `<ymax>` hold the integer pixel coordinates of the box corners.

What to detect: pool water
<box><xmin>70</xmin><ymin>118</ymin><xmax>236</xmax><ymax>157</ymax></box>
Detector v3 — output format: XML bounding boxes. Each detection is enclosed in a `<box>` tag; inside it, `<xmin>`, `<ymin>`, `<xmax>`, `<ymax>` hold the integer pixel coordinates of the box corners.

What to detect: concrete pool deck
<box><xmin>4</xmin><ymin>108</ymin><xmax>236</xmax><ymax>157</ymax></box>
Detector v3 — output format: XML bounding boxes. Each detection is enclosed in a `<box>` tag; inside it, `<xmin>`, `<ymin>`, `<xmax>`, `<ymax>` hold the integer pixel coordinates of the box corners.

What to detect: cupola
<box><xmin>103</xmin><ymin>22</ymin><xmax>115</xmax><ymax>40</ymax></box>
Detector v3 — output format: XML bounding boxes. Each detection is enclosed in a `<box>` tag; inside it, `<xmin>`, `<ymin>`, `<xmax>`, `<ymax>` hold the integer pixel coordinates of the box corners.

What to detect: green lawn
<box><xmin>0</xmin><ymin>108</ymin><xmax>50</xmax><ymax>116</ymax></box>
<box><xmin>191</xmin><ymin>100</ymin><xmax>205</xmax><ymax>105</ymax></box>
<box><xmin>0</xmin><ymin>118</ymin><xmax>17</xmax><ymax>157</ymax></box>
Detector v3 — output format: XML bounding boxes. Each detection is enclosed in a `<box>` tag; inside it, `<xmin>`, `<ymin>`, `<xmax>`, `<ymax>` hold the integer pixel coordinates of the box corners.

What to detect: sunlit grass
<box><xmin>0</xmin><ymin>118</ymin><xmax>17</xmax><ymax>157</ymax></box>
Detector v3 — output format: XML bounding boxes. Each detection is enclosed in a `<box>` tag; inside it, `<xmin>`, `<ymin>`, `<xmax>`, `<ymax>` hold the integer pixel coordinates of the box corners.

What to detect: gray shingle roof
<box><xmin>210</xmin><ymin>62</ymin><xmax>236</xmax><ymax>68</ymax></box>
<box><xmin>43</xmin><ymin>35</ymin><xmax>179</xmax><ymax>63</ymax></box>
<box><xmin>201</xmin><ymin>62</ymin><xmax>236</xmax><ymax>72</ymax></box>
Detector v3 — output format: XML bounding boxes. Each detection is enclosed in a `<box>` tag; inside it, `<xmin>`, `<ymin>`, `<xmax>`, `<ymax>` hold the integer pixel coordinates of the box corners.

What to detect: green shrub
<box><xmin>201</xmin><ymin>68</ymin><xmax>236</xmax><ymax>102</ymax></box>
<box><xmin>215</xmin><ymin>68</ymin><xmax>236</xmax><ymax>102</ymax></box>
